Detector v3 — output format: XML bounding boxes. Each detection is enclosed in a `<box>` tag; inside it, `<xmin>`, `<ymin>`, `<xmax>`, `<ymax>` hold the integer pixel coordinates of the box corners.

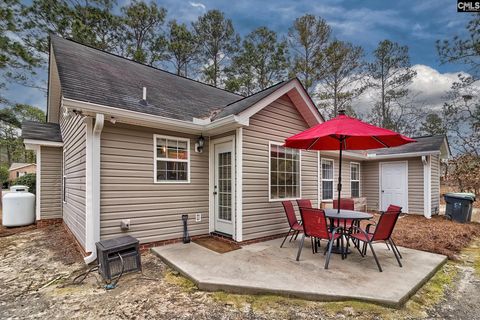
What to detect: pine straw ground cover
<box><xmin>387</xmin><ymin>214</ymin><xmax>480</xmax><ymax>260</ymax></box>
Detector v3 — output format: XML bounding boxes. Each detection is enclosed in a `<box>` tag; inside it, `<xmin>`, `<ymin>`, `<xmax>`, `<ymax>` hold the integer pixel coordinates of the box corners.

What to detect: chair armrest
<box><xmin>366</xmin><ymin>223</ymin><xmax>376</xmax><ymax>234</ymax></box>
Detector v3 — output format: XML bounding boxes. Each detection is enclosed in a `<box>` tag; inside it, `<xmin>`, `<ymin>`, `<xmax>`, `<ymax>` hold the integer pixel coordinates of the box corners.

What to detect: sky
<box><xmin>3</xmin><ymin>0</ymin><xmax>475</xmax><ymax>113</ymax></box>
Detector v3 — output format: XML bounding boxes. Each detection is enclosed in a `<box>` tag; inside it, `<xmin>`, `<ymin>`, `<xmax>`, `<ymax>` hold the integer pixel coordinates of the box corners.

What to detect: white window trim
<box><xmin>350</xmin><ymin>162</ymin><xmax>361</xmax><ymax>198</ymax></box>
<box><xmin>153</xmin><ymin>134</ymin><xmax>191</xmax><ymax>184</ymax></box>
<box><xmin>321</xmin><ymin>158</ymin><xmax>334</xmax><ymax>201</ymax></box>
<box><xmin>268</xmin><ymin>141</ymin><xmax>302</xmax><ymax>202</ymax></box>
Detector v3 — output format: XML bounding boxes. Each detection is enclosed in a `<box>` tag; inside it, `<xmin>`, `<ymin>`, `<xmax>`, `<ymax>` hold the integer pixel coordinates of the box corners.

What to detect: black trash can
<box><xmin>444</xmin><ymin>193</ymin><xmax>476</xmax><ymax>223</ymax></box>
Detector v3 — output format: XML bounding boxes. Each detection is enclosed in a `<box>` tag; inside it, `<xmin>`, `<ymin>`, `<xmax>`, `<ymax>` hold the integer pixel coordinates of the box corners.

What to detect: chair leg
<box><xmin>311</xmin><ymin>237</ymin><xmax>315</xmax><ymax>254</ymax></box>
<box><xmin>389</xmin><ymin>239</ymin><xmax>403</xmax><ymax>267</ymax></box>
<box><xmin>325</xmin><ymin>236</ymin><xmax>336</xmax><ymax>269</ymax></box>
<box><xmin>354</xmin><ymin>240</ymin><xmax>364</xmax><ymax>257</ymax></box>
<box><xmin>296</xmin><ymin>234</ymin><xmax>306</xmax><ymax>261</ymax></box>
<box><xmin>341</xmin><ymin>235</ymin><xmax>345</xmax><ymax>260</ymax></box>
<box><xmin>390</xmin><ymin>238</ymin><xmax>403</xmax><ymax>259</ymax></box>
<box><xmin>385</xmin><ymin>241</ymin><xmax>391</xmax><ymax>250</ymax></box>
<box><xmin>280</xmin><ymin>228</ymin><xmax>292</xmax><ymax>248</ymax></box>
<box><xmin>294</xmin><ymin>230</ymin><xmax>300</xmax><ymax>240</ymax></box>
<box><xmin>289</xmin><ymin>230</ymin><xmax>296</xmax><ymax>242</ymax></box>
<box><xmin>367</xmin><ymin>241</ymin><xmax>382</xmax><ymax>272</ymax></box>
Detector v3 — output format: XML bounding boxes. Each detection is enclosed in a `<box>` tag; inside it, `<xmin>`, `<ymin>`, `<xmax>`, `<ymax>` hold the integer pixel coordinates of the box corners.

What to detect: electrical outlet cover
<box><xmin>195</xmin><ymin>213</ymin><xmax>201</xmax><ymax>222</ymax></box>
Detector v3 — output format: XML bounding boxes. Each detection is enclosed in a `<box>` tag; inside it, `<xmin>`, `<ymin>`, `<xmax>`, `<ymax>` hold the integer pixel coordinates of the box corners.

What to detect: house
<box><xmin>8</xmin><ymin>163</ymin><xmax>36</xmax><ymax>182</ymax></box>
<box><xmin>22</xmin><ymin>36</ymin><xmax>449</xmax><ymax>264</ymax></box>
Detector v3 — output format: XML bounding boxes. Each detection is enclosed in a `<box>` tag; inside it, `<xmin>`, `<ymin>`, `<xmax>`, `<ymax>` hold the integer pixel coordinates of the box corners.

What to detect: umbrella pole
<box><xmin>337</xmin><ymin>139</ymin><xmax>343</xmax><ymax>214</ymax></box>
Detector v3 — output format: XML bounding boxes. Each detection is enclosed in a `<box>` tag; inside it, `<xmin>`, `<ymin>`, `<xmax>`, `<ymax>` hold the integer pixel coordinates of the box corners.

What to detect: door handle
<box><xmin>381</xmin><ymin>190</ymin><xmax>385</xmax><ymax>193</ymax></box>
<box><xmin>213</xmin><ymin>191</ymin><xmax>217</xmax><ymax>195</ymax></box>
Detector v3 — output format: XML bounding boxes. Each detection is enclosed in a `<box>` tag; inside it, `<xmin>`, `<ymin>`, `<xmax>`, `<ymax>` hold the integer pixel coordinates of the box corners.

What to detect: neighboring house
<box><xmin>8</xmin><ymin>163</ymin><xmax>36</xmax><ymax>182</ymax></box>
<box><xmin>22</xmin><ymin>36</ymin><xmax>449</xmax><ymax>263</ymax></box>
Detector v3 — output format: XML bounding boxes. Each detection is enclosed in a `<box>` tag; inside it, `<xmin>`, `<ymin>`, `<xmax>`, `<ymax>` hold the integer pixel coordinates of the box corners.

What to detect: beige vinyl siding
<box><xmin>242</xmin><ymin>95</ymin><xmax>319</xmax><ymax>241</ymax></box>
<box><xmin>408</xmin><ymin>157</ymin><xmax>424</xmax><ymax>214</ymax></box>
<box><xmin>60</xmin><ymin>113</ymin><xmax>87</xmax><ymax>248</ymax></box>
<box><xmin>40</xmin><ymin>146</ymin><xmax>63</xmax><ymax>219</ymax></box>
<box><xmin>362</xmin><ymin>161</ymin><xmax>379</xmax><ymax>211</ymax></box>
<box><xmin>430</xmin><ymin>154</ymin><xmax>440</xmax><ymax>215</ymax></box>
<box><xmin>100</xmin><ymin>123</ymin><xmax>209</xmax><ymax>244</ymax></box>
<box><xmin>361</xmin><ymin>157</ymin><xmax>424</xmax><ymax>214</ymax></box>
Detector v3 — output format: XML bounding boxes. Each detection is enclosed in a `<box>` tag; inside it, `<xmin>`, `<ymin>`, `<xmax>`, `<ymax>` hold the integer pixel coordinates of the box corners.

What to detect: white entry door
<box><xmin>380</xmin><ymin>162</ymin><xmax>408</xmax><ymax>212</ymax></box>
<box><xmin>214</xmin><ymin>141</ymin><xmax>234</xmax><ymax>235</ymax></box>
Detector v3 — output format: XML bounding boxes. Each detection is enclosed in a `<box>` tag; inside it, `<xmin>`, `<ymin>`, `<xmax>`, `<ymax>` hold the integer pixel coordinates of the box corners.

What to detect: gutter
<box><xmin>62</xmin><ymin>98</ymin><xmax>244</xmax><ymax>135</ymax></box>
<box><xmin>84</xmin><ymin>113</ymin><xmax>104</xmax><ymax>264</ymax></box>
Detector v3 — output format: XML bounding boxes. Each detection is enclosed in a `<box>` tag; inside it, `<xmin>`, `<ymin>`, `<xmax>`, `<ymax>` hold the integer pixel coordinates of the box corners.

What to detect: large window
<box><xmin>351</xmin><ymin>162</ymin><xmax>360</xmax><ymax>198</ymax></box>
<box><xmin>321</xmin><ymin>158</ymin><xmax>334</xmax><ymax>200</ymax></box>
<box><xmin>269</xmin><ymin>143</ymin><xmax>300</xmax><ymax>200</ymax></box>
<box><xmin>154</xmin><ymin>135</ymin><xmax>190</xmax><ymax>183</ymax></box>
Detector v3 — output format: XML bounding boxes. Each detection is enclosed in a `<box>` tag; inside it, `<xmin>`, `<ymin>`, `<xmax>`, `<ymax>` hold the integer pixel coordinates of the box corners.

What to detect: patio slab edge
<box><xmin>151</xmin><ymin>246</ymin><xmax>448</xmax><ymax>308</ymax></box>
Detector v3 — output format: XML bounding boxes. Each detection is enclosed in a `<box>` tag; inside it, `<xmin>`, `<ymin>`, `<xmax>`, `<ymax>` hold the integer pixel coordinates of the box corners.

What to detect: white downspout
<box><xmin>84</xmin><ymin>113</ymin><xmax>104</xmax><ymax>264</ymax></box>
<box><xmin>422</xmin><ymin>155</ymin><xmax>432</xmax><ymax>219</ymax></box>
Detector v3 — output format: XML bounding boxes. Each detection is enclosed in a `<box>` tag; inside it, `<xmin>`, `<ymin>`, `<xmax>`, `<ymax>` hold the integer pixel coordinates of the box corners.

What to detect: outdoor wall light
<box><xmin>195</xmin><ymin>134</ymin><xmax>205</xmax><ymax>153</ymax></box>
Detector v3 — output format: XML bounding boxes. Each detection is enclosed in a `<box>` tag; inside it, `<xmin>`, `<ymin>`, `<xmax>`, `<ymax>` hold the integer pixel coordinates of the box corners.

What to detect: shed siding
<box><xmin>408</xmin><ymin>158</ymin><xmax>424</xmax><ymax>214</ymax></box>
<box><xmin>60</xmin><ymin>113</ymin><xmax>87</xmax><ymax>248</ymax></box>
<box><xmin>40</xmin><ymin>146</ymin><xmax>63</xmax><ymax>219</ymax></box>
<box><xmin>242</xmin><ymin>95</ymin><xmax>319</xmax><ymax>241</ymax></box>
<box><xmin>100</xmin><ymin>123</ymin><xmax>210</xmax><ymax>244</ymax></box>
<box><xmin>430</xmin><ymin>154</ymin><xmax>440</xmax><ymax>215</ymax></box>
<box><xmin>362</xmin><ymin>161</ymin><xmax>379</xmax><ymax>211</ymax></box>
<box><xmin>361</xmin><ymin>157</ymin><xmax>424</xmax><ymax>214</ymax></box>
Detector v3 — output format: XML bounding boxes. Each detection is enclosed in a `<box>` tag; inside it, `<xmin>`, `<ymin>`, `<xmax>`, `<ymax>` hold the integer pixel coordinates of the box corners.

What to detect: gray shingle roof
<box><xmin>22</xmin><ymin>121</ymin><xmax>63</xmax><ymax>142</ymax></box>
<box><xmin>51</xmin><ymin>35</ymin><xmax>242</xmax><ymax>122</ymax></box>
<box><xmin>368</xmin><ymin>135</ymin><xmax>447</xmax><ymax>155</ymax></box>
<box><xmin>213</xmin><ymin>81</ymin><xmax>287</xmax><ymax>119</ymax></box>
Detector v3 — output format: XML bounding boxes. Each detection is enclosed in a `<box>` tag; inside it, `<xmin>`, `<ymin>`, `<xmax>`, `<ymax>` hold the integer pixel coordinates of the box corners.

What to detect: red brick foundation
<box><xmin>36</xmin><ymin>218</ymin><xmax>63</xmax><ymax>228</ymax></box>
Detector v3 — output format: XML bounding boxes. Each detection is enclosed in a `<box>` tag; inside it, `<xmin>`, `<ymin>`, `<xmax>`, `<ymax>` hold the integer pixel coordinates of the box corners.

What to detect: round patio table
<box><xmin>324</xmin><ymin>209</ymin><xmax>373</xmax><ymax>255</ymax></box>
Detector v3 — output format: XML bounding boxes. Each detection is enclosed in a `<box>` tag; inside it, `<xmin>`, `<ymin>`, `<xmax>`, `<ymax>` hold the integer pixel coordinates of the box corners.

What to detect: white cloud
<box><xmin>189</xmin><ymin>2</ymin><xmax>206</xmax><ymax>10</ymax></box>
<box><xmin>349</xmin><ymin>64</ymin><xmax>475</xmax><ymax>116</ymax></box>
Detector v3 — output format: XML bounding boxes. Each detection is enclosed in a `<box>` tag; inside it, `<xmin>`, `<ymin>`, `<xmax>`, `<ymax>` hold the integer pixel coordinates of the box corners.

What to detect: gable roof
<box><xmin>51</xmin><ymin>36</ymin><xmax>323</xmax><ymax>127</ymax></box>
<box><xmin>22</xmin><ymin>121</ymin><xmax>63</xmax><ymax>142</ymax></box>
<box><xmin>51</xmin><ymin>35</ymin><xmax>241</xmax><ymax>122</ymax></box>
<box><xmin>367</xmin><ymin>135</ymin><xmax>449</xmax><ymax>156</ymax></box>
<box><xmin>9</xmin><ymin>163</ymin><xmax>35</xmax><ymax>171</ymax></box>
<box><xmin>213</xmin><ymin>81</ymin><xmax>288</xmax><ymax>119</ymax></box>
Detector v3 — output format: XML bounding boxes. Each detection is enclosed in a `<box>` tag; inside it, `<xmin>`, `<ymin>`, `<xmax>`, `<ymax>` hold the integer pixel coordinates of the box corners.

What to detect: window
<box><xmin>321</xmin><ymin>159</ymin><xmax>334</xmax><ymax>200</ymax></box>
<box><xmin>154</xmin><ymin>135</ymin><xmax>190</xmax><ymax>183</ymax></box>
<box><xmin>351</xmin><ymin>162</ymin><xmax>360</xmax><ymax>198</ymax></box>
<box><xmin>269</xmin><ymin>143</ymin><xmax>300</xmax><ymax>200</ymax></box>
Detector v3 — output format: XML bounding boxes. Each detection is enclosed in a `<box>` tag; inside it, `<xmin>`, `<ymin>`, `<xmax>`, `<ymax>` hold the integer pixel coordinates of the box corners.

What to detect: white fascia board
<box><xmin>63</xmin><ymin>98</ymin><xmax>243</xmax><ymax>135</ymax></box>
<box><xmin>24</xmin><ymin>139</ymin><xmax>63</xmax><ymax>147</ymax></box>
<box><xmin>366</xmin><ymin>150</ymin><xmax>440</xmax><ymax>160</ymax></box>
<box><xmin>320</xmin><ymin>150</ymin><xmax>367</xmax><ymax>160</ymax></box>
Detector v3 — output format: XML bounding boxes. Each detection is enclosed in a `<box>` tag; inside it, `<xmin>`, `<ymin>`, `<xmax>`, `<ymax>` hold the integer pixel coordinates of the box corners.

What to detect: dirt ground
<box><xmin>1</xmin><ymin>225</ymin><xmax>480</xmax><ymax>319</ymax></box>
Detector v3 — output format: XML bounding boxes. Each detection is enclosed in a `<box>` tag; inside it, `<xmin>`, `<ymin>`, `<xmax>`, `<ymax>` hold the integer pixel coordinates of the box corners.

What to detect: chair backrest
<box><xmin>282</xmin><ymin>201</ymin><xmax>299</xmax><ymax>228</ymax></box>
<box><xmin>372</xmin><ymin>205</ymin><xmax>402</xmax><ymax>241</ymax></box>
<box><xmin>296</xmin><ymin>199</ymin><xmax>312</xmax><ymax>209</ymax></box>
<box><xmin>333</xmin><ymin>198</ymin><xmax>355</xmax><ymax>210</ymax></box>
<box><xmin>299</xmin><ymin>207</ymin><xmax>330</xmax><ymax>240</ymax></box>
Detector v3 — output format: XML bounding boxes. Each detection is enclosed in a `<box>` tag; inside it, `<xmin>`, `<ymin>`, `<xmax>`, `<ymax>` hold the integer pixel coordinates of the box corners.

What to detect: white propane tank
<box><xmin>2</xmin><ymin>185</ymin><xmax>36</xmax><ymax>227</ymax></box>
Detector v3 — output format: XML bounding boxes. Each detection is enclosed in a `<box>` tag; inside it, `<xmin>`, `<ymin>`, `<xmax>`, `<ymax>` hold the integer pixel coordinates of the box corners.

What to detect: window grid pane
<box><xmin>270</xmin><ymin>145</ymin><xmax>300</xmax><ymax>199</ymax></box>
<box><xmin>156</xmin><ymin>136</ymin><xmax>189</xmax><ymax>182</ymax></box>
<box><xmin>321</xmin><ymin>159</ymin><xmax>334</xmax><ymax>200</ymax></box>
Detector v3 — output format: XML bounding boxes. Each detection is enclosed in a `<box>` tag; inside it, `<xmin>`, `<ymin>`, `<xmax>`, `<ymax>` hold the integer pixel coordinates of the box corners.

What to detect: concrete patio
<box><xmin>152</xmin><ymin>238</ymin><xmax>447</xmax><ymax>307</ymax></box>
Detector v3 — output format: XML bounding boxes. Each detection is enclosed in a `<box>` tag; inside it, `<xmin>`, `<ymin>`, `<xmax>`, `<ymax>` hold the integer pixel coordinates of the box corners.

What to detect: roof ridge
<box><xmin>50</xmin><ymin>35</ymin><xmax>242</xmax><ymax>98</ymax></box>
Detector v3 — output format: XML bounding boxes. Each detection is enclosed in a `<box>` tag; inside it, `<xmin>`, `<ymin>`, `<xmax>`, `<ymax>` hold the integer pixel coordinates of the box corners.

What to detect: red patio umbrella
<box><xmin>284</xmin><ymin>110</ymin><xmax>416</xmax><ymax>213</ymax></box>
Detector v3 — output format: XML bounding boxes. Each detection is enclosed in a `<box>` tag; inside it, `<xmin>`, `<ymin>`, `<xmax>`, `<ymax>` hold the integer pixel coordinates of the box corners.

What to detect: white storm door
<box><xmin>380</xmin><ymin>162</ymin><xmax>408</xmax><ymax>211</ymax></box>
<box><xmin>214</xmin><ymin>141</ymin><xmax>234</xmax><ymax>235</ymax></box>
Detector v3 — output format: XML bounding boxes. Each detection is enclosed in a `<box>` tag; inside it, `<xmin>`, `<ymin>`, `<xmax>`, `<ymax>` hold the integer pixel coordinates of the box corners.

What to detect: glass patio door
<box><xmin>214</xmin><ymin>141</ymin><xmax>234</xmax><ymax>235</ymax></box>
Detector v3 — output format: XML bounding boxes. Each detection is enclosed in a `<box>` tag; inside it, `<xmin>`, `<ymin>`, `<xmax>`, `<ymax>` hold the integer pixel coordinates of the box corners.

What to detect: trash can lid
<box><xmin>444</xmin><ymin>192</ymin><xmax>476</xmax><ymax>201</ymax></box>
